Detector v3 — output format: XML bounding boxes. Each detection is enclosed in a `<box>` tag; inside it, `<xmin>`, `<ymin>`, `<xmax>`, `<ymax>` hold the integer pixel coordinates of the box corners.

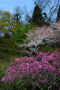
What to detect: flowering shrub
<box><xmin>1</xmin><ymin>52</ymin><xmax>60</xmax><ymax>89</ymax></box>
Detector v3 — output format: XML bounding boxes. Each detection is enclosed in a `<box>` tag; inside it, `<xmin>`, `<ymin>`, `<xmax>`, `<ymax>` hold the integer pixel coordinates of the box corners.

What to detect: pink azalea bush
<box><xmin>1</xmin><ymin>52</ymin><xmax>60</xmax><ymax>88</ymax></box>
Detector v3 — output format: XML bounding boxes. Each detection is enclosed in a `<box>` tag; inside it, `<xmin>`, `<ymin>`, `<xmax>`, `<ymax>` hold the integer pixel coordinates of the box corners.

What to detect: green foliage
<box><xmin>0</xmin><ymin>11</ymin><xmax>13</xmax><ymax>33</ymax></box>
<box><xmin>0</xmin><ymin>57</ymin><xmax>15</xmax><ymax>90</ymax></box>
<box><xmin>0</xmin><ymin>37</ymin><xmax>18</xmax><ymax>59</ymax></box>
<box><xmin>37</xmin><ymin>43</ymin><xmax>60</xmax><ymax>52</ymax></box>
<box><xmin>0</xmin><ymin>10</ymin><xmax>22</xmax><ymax>34</ymax></box>
<box><xmin>13</xmin><ymin>23</ymin><xmax>36</xmax><ymax>44</ymax></box>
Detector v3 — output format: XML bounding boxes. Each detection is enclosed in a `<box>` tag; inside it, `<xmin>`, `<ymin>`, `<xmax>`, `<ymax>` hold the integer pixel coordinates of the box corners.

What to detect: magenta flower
<box><xmin>1</xmin><ymin>52</ymin><xmax>60</xmax><ymax>86</ymax></box>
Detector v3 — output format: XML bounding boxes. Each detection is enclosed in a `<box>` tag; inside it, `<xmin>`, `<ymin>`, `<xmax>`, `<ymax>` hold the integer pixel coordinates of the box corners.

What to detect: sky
<box><xmin>0</xmin><ymin>0</ymin><xmax>59</xmax><ymax>21</ymax></box>
<box><xmin>0</xmin><ymin>0</ymin><xmax>34</xmax><ymax>13</ymax></box>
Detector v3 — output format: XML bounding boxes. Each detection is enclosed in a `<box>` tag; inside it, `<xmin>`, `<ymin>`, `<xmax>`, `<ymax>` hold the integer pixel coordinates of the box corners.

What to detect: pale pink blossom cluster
<box><xmin>1</xmin><ymin>52</ymin><xmax>60</xmax><ymax>86</ymax></box>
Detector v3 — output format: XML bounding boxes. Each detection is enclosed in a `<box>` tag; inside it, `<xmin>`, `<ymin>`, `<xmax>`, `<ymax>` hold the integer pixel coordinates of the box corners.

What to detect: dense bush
<box><xmin>0</xmin><ymin>37</ymin><xmax>18</xmax><ymax>58</ymax></box>
<box><xmin>37</xmin><ymin>43</ymin><xmax>60</xmax><ymax>52</ymax></box>
<box><xmin>13</xmin><ymin>23</ymin><xmax>36</xmax><ymax>44</ymax></box>
<box><xmin>1</xmin><ymin>51</ymin><xmax>60</xmax><ymax>90</ymax></box>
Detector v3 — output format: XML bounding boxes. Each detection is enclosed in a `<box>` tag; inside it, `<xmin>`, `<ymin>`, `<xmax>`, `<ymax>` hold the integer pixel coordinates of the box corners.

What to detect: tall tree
<box><xmin>32</xmin><ymin>5</ymin><xmax>44</xmax><ymax>26</ymax></box>
<box><xmin>0</xmin><ymin>11</ymin><xmax>12</xmax><ymax>33</ymax></box>
<box><xmin>33</xmin><ymin>0</ymin><xmax>60</xmax><ymax>24</ymax></box>
<box><xmin>57</xmin><ymin>5</ymin><xmax>60</xmax><ymax>21</ymax></box>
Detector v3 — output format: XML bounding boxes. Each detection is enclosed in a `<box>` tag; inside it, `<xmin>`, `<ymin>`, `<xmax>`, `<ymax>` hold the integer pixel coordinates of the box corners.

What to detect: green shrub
<box><xmin>13</xmin><ymin>23</ymin><xmax>36</xmax><ymax>44</ymax></box>
<box><xmin>37</xmin><ymin>43</ymin><xmax>60</xmax><ymax>52</ymax></box>
<box><xmin>0</xmin><ymin>37</ymin><xmax>18</xmax><ymax>58</ymax></box>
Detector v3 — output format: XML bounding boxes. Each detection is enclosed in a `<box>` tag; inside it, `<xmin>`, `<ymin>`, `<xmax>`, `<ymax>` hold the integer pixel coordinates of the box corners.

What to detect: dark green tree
<box><xmin>32</xmin><ymin>5</ymin><xmax>44</xmax><ymax>26</ymax></box>
<box><xmin>57</xmin><ymin>5</ymin><xmax>60</xmax><ymax>21</ymax></box>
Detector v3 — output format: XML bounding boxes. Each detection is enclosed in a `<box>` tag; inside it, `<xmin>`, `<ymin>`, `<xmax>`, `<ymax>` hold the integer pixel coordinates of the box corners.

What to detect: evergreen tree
<box><xmin>32</xmin><ymin>5</ymin><xmax>44</xmax><ymax>26</ymax></box>
<box><xmin>57</xmin><ymin>6</ymin><xmax>60</xmax><ymax>21</ymax></box>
